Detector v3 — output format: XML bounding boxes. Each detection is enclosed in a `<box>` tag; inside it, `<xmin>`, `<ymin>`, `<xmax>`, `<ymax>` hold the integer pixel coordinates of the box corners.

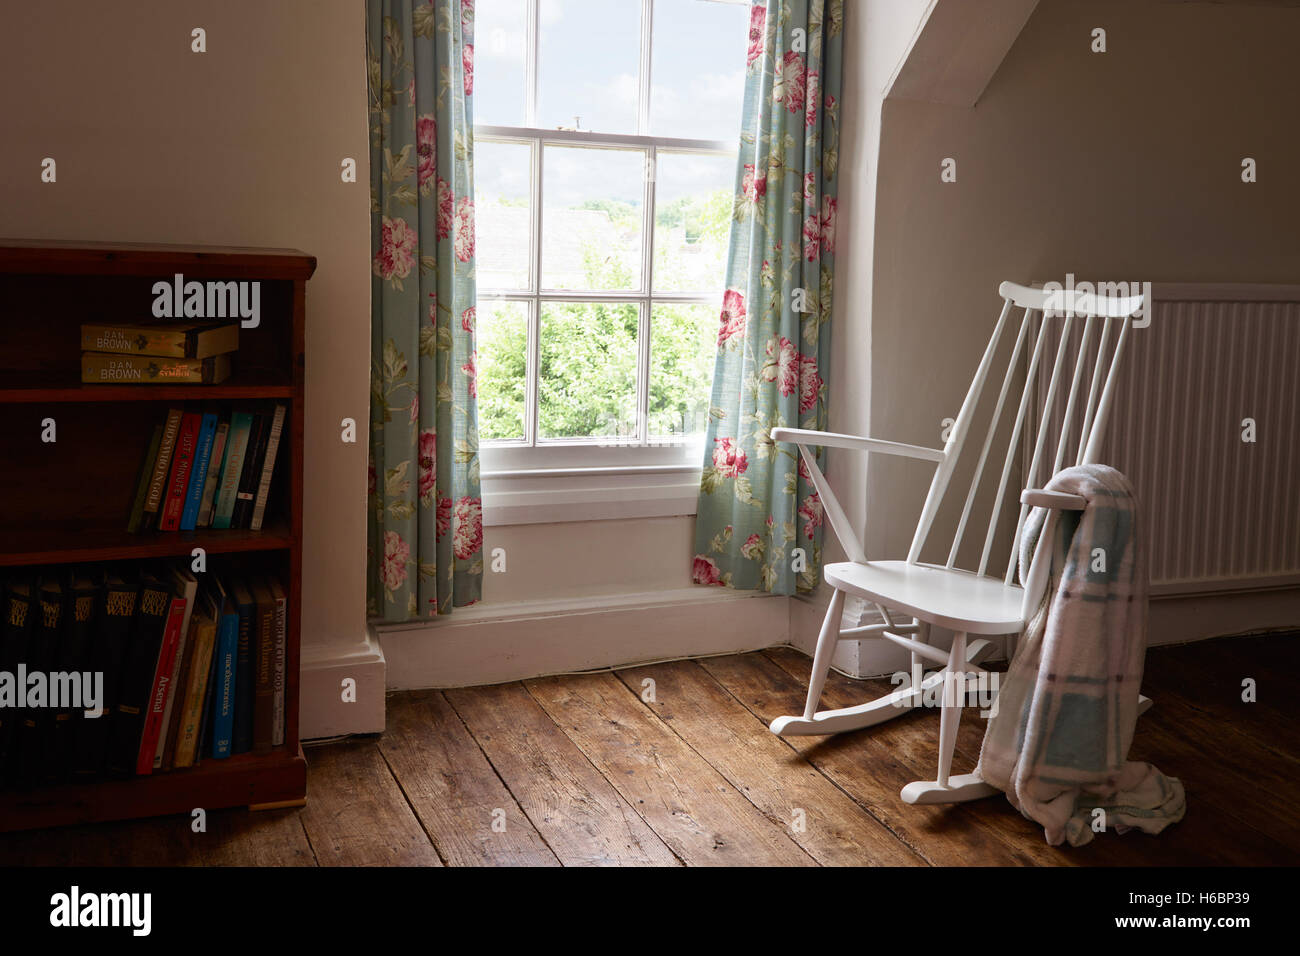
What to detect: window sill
<box><xmin>481</xmin><ymin>466</ymin><xmax>701</xmax><ymax>526</ymax></box>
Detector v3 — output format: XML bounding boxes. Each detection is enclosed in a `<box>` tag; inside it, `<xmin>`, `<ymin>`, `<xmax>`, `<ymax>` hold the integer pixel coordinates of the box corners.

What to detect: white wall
<box><xmin>0</xmin><ymin>0</ymin><xmax>377</xmax><ymax>734</ymax></box>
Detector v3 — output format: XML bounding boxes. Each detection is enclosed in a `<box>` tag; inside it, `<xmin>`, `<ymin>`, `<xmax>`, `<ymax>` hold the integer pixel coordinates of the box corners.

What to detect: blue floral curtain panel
<box><xmin>693</xmin><ymin>0</ymin><xmax>844</xmax><ymax>594</ymax></box>
<box><xmin>367</xmin><ymin>0</ymin><xmax>483</xmax><ymax>621</ymax></box>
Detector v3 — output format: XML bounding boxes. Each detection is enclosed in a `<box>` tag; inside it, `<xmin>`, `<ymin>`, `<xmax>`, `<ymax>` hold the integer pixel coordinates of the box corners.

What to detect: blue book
<box><xmin>180</xmin><ymin>413</ymin><xmax>219</xmax><ymax>531</ymax></box>
<box><xmin>209</xmin><ymin>590</ymin><xmax>240</xmax><ymax>759</ymax></box>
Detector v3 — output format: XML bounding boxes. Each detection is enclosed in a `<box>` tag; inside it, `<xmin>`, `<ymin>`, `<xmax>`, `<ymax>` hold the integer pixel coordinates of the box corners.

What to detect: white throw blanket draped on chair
<box><xmin>976</xmin><ymin>464</ymin><xmax>1186</xmax><ymax>846</ymax></box>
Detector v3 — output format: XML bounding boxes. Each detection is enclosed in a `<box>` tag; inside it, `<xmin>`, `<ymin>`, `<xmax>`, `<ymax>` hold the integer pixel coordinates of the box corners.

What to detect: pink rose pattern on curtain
<box><xmin>367</xmin><ymin>0</ymin><xmax>483</xmax><ymax>621</ymax></box>
<box><xmin>693</xmin><ymin>0</ymin><xmax>843</xmax><ymax>595</ymax></box>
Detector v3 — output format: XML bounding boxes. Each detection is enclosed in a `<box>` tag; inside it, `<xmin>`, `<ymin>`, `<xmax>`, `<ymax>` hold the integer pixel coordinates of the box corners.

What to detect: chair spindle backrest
<box><xmin>907</xmin><ymin>280</ymin><xmax>1143</xmax><ymax>583</ymax></box>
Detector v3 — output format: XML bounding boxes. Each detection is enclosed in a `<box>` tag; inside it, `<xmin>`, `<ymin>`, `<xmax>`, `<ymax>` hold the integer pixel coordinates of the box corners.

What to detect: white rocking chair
<box><xmin>770</xmin><ymin>280</ymin><xmax>1152</xmax><ymax>806</ymax></box>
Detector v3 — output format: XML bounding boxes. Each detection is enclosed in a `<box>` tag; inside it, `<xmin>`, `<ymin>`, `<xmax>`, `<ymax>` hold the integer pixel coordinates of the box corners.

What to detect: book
<box><xmin>196</xmin><ymin>413</ymin><xmax>231</xmax><ymax>527</ymax></box>
<box><xmin>207</xmin><ymin>580</ymin><xmax>240</xmax><ymax>760</ymax></box>
<box><xmin>172</xmin><ymin>589</ymin><xmax>219</xmax><ymax>770</ymax></box>
<box><xmin>135</xmin><ymin>587</ymin><xmax>187</xmax><ymax>775</ymax></box>
<box><xmin>50</xmin><ymin>572</ymin><xmax>99</xmax><ymax>781</ymax></box>
<box><xmin>0</xmin><ymin>578</ymin><xmax>34</xmax><ymax>780</ymax></box>
<box><xmin>141</xmin><ymin>409</ymin><xmax>184</xmax><ymax>533</ymax></box>
<box><xmin>126</xmin><ymin>424</ymin><xmax>164</xmax><ymax>534</ymax></box>
<box><xmin>151</xmin><ymin>565</ymin><xmax>198</xmax><ymax>771</ymax></box>
<box><xmin>268</xmin><ymin>577</ymin><xmax>287</xmax><ymax>747</ymax></box>
<box><xmin>250</xmin><ymin>404</ymin><xmax>287</xmax><ymax>531</ymax></box>
<box><xmin>81</xmin><ymin>352</ymin><xmax>232</xmax><ymax>385</ymax></box>
<box><xmin>212</xmin><ymin>411</ymin><xmax>254</xmax><ymax>529</ymax></box>
<box><xmin>107</xmin><ymin>571</ymin><xmax>171</xmax><ymax>777</ymax></box>
<box><xmin>80</xmin><ymin>321</ymin><xmax>238</xmax><ymax>359</ymax></box>
<box><xmin>249</xmin><ymin>578</ymin><xmax>277</xmax><ymax>753</ymax></box>
<box><xmin>14</xmin><ymin>578</ymin><xmax>61</xmax><ymax>788</ymax></box>
<box><xmin>230</xmin><ymin>412</ymin><xmax>266</xmax><ymax>530</ymax></box>
<box><xmin>180</xmin><ymin>412</ymin><xmax>219</xmax><ymax>531</ymax></box>
<box><xmin>159</xmin><ymin>412</ymin><xmax>202</xmax><ymax>531</ymax></box>
<box><xmin>70</xmin><ymin>572</ymin><xmax>136</xmax><ymax>778</ymax></box>
<box><xmin>229</xmin><ymin>578</ymin><xmax>256</xmax><ymax>755</ymax></box>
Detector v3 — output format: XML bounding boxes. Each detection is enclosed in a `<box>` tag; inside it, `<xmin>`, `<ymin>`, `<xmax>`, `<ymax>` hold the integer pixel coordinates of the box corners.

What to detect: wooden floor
<box><xmin>2</xmin><ymin>633</ymin><xmax>1296</xmax><ymax>866</ymax></box>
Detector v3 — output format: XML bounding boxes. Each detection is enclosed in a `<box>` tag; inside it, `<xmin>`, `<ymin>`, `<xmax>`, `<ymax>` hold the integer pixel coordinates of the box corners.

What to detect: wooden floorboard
<box><xmin>377</xmin><ymin>691</ymin><xmax>559</xmax><ymax>866</ymax></box>
<box><xmin>298</xmin><ymin>737</ymin><xmax>442</xmax><ymax>867</ymax></box>
<box><xmin>445</xmin><ymin>681</ymin><xmax>679</xmax><ymax>866</ymax></box>
<box><xmin>615</xmin><ymin>659</ymin><xmax>924</xmax><ymax>866</ymax></box>
<box><xmin>0</xmin><ymin>634</ymin><xmax>1295</xmax><ymax>866</ymax></box>
<box><xmin>525</xmin><ymin>671</ymin><xmax>816</xmax><ymax>866</ymax></box>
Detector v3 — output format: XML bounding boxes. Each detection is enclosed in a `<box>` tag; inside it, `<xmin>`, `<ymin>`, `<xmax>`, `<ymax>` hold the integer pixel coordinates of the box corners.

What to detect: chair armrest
<box><xmin>1020</xmin><ymin>488</ymin><xmax>1086</xmax><ymax>510</ymax></box>
<box><xmin>769</xmin><ymin>427</ymin><xmax>945</xmax><ymax>463</ymax></box>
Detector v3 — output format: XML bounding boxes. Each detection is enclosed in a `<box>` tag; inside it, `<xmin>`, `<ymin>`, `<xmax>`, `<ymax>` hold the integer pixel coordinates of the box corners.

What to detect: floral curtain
<box><xmin>367</xmin><ymin>0</ymin><xmax>483</xmax><ymax>621</ymax></box>
<box><xmin>692</xmin><ymin>0</ymin><xmax>843</xmax><ymax>595</ymax></box>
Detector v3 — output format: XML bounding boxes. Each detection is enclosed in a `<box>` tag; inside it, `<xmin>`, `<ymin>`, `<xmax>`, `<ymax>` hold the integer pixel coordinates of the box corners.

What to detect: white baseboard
<box><xmin>378</xmin><ymin>587</ymin><xmax>789</xmax><ymax>689</ymax></box>
<box><xmin>1148</xmin><ymin>586</ymin><xmax>1300</xmax><ymax>646</ymax></box>
<box><xmin>300</xmin><ymin>632</ymin><xmax>387</xmax><ymax>739</ymax></box>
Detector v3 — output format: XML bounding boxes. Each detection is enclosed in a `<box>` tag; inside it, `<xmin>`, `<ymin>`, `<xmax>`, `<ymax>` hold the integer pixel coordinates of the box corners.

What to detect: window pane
<box><xmin>538</xmin><ymin>0</ymin><xmax>642</xmax><ymax>134</ymax></box>
<box><xmin>649</xmin><ymin>0</ymin><xmax>748</xmax><ymax>142</ymax></box>
<box><xmin>649</xmin><ymin>301</ymin><xmax>717</xmax><ymax>439</ymax></box>
<box><xmin>477</xmin><ymin>300</ymin><xmax>529</xmax><ymax>441</ymax></box>
<box><xmin>542</xmin><ymin>145</ymin><xmax>645</xmax><ymax>291</ymax></box>
<box><xmin>539</xmin><ymin>300</ymin><xmax>639</xmax><ymax>439</ymax></box>
<box><xmin>652</xmin><ymin>151</ymin><xmax>734</xmax><ymax>293</ymax></box>
<box><xmin>474</xmin><ymin>0</ymin><xmax>528</xmax><ymax>126</ymax></box>
<box><xmin>476</xmin><ymin>140</ymin><xmax>533</xmax><ymax>291</ymax></box>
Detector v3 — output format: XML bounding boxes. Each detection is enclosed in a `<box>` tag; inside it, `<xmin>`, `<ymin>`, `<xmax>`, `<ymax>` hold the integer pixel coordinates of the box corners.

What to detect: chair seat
<box><xmin>824</xmin><ymin>560</ymin><xmax>1026</xmax><ymax>635</ymax></box>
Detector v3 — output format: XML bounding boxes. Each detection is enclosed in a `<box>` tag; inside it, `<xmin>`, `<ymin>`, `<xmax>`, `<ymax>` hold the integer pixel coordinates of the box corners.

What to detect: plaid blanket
<box><xmin>976</xmin><ymin>464</ymin><xmax>1186</xmax><ymax>846</ymax></box>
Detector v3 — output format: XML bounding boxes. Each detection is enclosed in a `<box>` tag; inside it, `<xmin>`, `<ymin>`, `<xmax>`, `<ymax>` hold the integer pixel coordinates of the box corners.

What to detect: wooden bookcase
<box><xmin>0</xmin><ymin>240</ymin><xmax>314</xmax><ymax>831</ymax></box>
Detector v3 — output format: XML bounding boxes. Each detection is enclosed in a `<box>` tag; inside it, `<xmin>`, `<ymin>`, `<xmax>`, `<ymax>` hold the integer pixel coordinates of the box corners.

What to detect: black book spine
<box><xmin>51</xmin><ymin>576</ymin><xmax>99</xmax><ymax>783</ymax></box>
<box><xmin>0</xmin><ymin>581</ymin><xmax>35</xmax><ymax>784</ymax></box>
<box><xmin>70</xmin><ymin>577</ymin><xmax>134</xmax><ymax>778</ymax></box>
<box><xmin>230</xmin><ymin>413</ymin><xmax>267</xmax><ymax>529</ymax></box>
<box><xmin>14</xmin><ymin>581</ymin><xmax>61</xmax><ymax>789</ymax></box>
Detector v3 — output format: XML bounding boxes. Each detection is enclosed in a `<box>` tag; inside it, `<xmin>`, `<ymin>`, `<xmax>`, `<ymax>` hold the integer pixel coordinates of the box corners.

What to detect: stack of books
<box><xmin>128</xmin><ymin>403</ymin><xmax>287</xmax><ymax>533</ymax></box>
<box><xmin>0</xmin><ymin>562</ymin><xmax>289</xmax><ymax>789</ymax></box>
<box><xmin>81</xmin><ymin>321</ymin><xmax>238</xmax><ymax>384</ymax></box>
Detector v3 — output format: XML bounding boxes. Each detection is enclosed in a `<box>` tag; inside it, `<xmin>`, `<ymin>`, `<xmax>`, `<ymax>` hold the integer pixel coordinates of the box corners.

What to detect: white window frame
<box><xmin>474</xmin><ymin>0</ymin><xmax>741</xmax><ymax>503</ymax></box>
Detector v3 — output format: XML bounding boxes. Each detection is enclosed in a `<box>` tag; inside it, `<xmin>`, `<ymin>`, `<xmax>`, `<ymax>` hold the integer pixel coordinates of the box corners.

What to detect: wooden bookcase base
<box><xmin>0</xmin><ymin>747</ymin><xmax>307</xmax><ymax>833</ymax></box>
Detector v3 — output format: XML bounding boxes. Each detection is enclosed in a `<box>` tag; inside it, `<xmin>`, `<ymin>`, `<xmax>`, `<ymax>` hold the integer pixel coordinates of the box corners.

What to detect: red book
<box><xmin>136</xmin><ymin>594</ymin><xmax>188</xmax><ymax>775</ymax></box>
<box><xmin>159</xmin><ymin>412</ymin><xmax>202</xmax><ymax>531</ymax></box>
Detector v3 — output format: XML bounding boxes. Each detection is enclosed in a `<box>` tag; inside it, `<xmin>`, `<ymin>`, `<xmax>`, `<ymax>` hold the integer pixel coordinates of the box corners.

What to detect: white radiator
<box><xmin>1038</xmin><ymin>284</ymin><xmax>1300</xmax><ymax>596</ymax></box>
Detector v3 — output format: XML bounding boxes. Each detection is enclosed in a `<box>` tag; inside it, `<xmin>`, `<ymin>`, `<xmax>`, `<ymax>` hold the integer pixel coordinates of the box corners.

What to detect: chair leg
<box><xmin>802</xmin><ymin>588</ymin><xmax>846</xmax><ymax>720</ymax></box>
<box><xmin>899</xmin><ymin>631</ymin><xmax>999</xmax><ymax>805</ymax></box>
<box><xmin>936</xmin><ymin>631</ymin><xmax>966</xmax><ymax>787</ymax></box>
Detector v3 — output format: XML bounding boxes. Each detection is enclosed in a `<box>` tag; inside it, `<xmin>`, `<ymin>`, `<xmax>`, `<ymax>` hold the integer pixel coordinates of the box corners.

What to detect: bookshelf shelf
<box><xmin>0</xmin><ymin>240</ymin><xmax>314</xmax><ymax>832</ymax></box>
<box><xmin>0</xmin><ymin>522</ymin><xmax>294</xmax><ymax>568</ymax></box>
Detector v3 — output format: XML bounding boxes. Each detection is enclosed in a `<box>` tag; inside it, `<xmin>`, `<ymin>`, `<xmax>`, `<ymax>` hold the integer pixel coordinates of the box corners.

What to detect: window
<box><xmin>474</xmin><ymin>0</ymin><xmax>750</xmax><ymax>478</ymax></box>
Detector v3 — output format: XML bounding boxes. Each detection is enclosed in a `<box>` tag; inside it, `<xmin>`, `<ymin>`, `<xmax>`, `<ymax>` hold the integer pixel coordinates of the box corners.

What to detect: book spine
<box><xmin>0</xmin><ymin>585</ymin><xmax>34</xmax><ymax>778</ymax></box>
<box><xmin>233</xmin><ymin>598</ymin><xmax>254</xmax><ymax>754</ymax></box>
<box><xmin>271</xmin><ymin>586</ymin><xmax>286</xmax><ymax>747</ymax></box>
<box><xmin>80</xmin><ymin>353</ymin><xmax>229</xmax><ymax>384</ymax></box>
<box><xmin>15</xmin><ymin>584</ymin><xmax>61</xmax><ymax>788</ymax></box>
<box><xmin>160</xmin><ymin>413</ymin><xmax>202</xmax><ymax>531</ymax></box>
<box><xmin>197</xmin><ymin>419</ymin><xmax>230</xmax><ymax>527</ymax></box>
<box><xmin>142</xmin><ymin>409</ymin><xmax>184</xmax><ymax>531</ymax></box>
<box><xmin>252</xmin><ymin>593</ymin><xmax>275</xmax><ymax>753</ymax></box>
<box><xmin>213</xmin><ymin>413</ymin><xmax>253</xmax><ymax>529</ymax></box>
<box><xmin>52</xmin><ymin>582</ymin><xmax>97</xmax><ymax>782</ymax></box>
<box><xmin>159</xmin><ymin>617</ymin><xmax>197</xmax><ymax>772</ymax></box>
<box><xmin>136</xmin><ymin>596</ymin><xmax>187</xmax><ymax>775</ymax></box>
<box><xmin>70</xmin><ymin>580</ymin><xmax>134</xmax><ymax>778</ymax></box>
<box><xmin>173</xmin><ymin>619</ymin><xmax>217</xmax><ymax>769</ymax></box>
<box><xmin>180</xmin><ymin>413</ymin><xmax>219</xmax><ymax>531</ymax></box>
<box><xmin>210</xmin><ymin>615</ymin><xmax>238</xmax><ymax>759</ymax></box>
<box><xmin>249</xmin><ymin>405</ymin><xmax>287</xmax><ymax>531</ymax></box>
<box><xmin>230</xmin><ymin>413</ymin><xmax>266</xmax><ymax>530</ymax></box>
<box><xmin>81</xmin><ymin>325</ymin><xmax>190</xmax><ymax>357</ymax></box>
<box><xmin>153</xmin><ymin>570</ymin><xmax>198</xmax><ymax>771</ymax></box>
<box><xmin>126</xmin><ymin>425</ymin><xmax>164</xmax><ymax>534</ymax></box>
